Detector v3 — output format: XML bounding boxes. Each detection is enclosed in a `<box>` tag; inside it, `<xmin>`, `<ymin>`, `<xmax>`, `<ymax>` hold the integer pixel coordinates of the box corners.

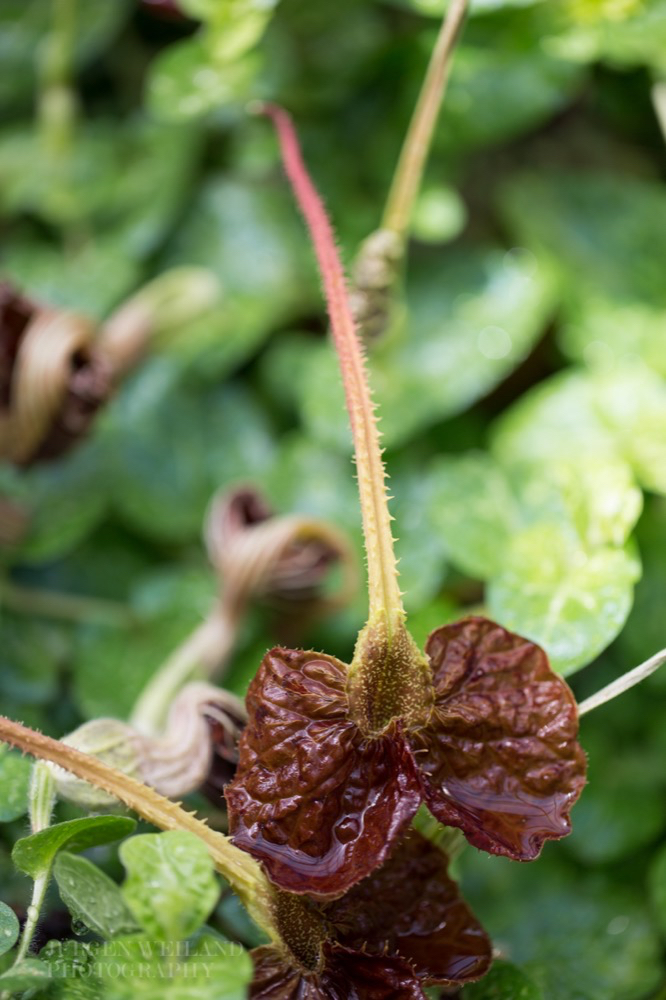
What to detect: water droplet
<box><xmin>477</xmin><ymin>325</ymin><xmax>512</xmax><ymax>360</ymax></box>
<box><xmin>607</xmin><ymin>915</ymin><xmax>629</xmax><ymax>935</ymax></box>
<box><xmin>72</xmin><ymin>919</ymin><xmax>88</xmax><ymax>937</ymax></box>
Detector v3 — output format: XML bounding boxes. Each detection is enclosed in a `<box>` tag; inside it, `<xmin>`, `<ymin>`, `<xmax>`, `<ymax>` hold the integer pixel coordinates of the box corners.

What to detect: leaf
<box><xmin>0</xmin><ymin>743</ymin><xmax>32</xmax><ymax>821</ymax></box>
<box><xmin>226</xmin><ymin>648</ymin><xmax>422</xmax><ymax>898</ymax></box>
<box><xmin>40</xmin><ymin>940</ymin><xmax>101</xmax><ymax>999</ymax></box>
<box><xmin>487</xmin><ymin>523</ymin><xmax>640</xmax><ymax>675</ymax></box>
<box><xmin>12</xmin><ymin>816</ymin><xmax>136</xmax><ymax>880</ymax></box>
<box><xmin>325</xmin><ymin>831</ymin><xmax>491</xmax><ymax>984</ymax></box>
<box><xmin>461</xmin><ymin>855</ymin><xmax>663</xmax><ymax>1000</ymax></box>
<box><xmin>119</xmin><ymin>832</ymin><xmax>220</xmax><ymax>941</ymax></box>
<box><xmin>0</xmin><ymin>959</ymin><xmax>50</xmax><ymax>990</ymax></box>
<box><xmin>462</xmin><ymin>960</ymin><xmax>543</xmax><ymax>999</ymax></box>
<box><xmin>426</xmin><ymin>453</ymin><xmax>519</xmax><ymax>580</ymax></box>
<box><xmin>0</xmin><ymin>902</ymin><xmax>19</xmax><ymax>956</ymax></box>
<box><xmin>99</xmin><ymin>934</ymin><xmax>253</xmax><ymax>1000</ymax></box>
<box><xmin>54</xmin><ymin>853</ymin><xmax>140</xmax><ymax>939</ymax></box>
<box><xmin>650</xmin><ymin>842</ymin><xmax>666</xmax><ymax>940</ymax></box>
<box><xmin>413</xmin><ymin>617</ymin><xmax>586</xmax><ymax>860</ymax></box>
<box><xmin>500</xmin><ymin>172</ymin><xmax>666</xmax><ymax>377</ymax></box>
<box><xmin>299</xmin><ymin>246</ymin><xmax>557</xmax><ymax>451</ymax></box>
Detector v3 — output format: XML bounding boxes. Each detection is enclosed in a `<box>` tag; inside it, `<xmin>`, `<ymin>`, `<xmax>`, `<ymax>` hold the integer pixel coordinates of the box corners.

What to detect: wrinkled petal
<box><xmin>250</xmin><ymin>945</ymin><xmax>425</xmax><ymax>1000</ymax></box>
<box><xmin>412</xmin><ymin>617</ymin><xmax>587</xmax><ymax>860</ymax></box>
<box><xmin>326</xmin><ymin>830</ymin><xmax>490</xmax><ymax>985</ymax></box>
<box><xmin>226</xmin><ymin>648</ymin><xmax>422</xmax><ymax>898</ymax></box>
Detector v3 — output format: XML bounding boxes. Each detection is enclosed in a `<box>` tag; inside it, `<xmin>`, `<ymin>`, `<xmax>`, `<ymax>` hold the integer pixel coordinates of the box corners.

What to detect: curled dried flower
<box><xmin>206</xmin><ymin>485</ymin><xmax>356</xmax><ymax>618</ymax></box>
<box><xmin>51</xmin><ymin>683</ymin><xmax>246</xmax><ymax>810</ymax></box>
<box><xmin>0</xmin><ymin>281</ymin><xmax>112</xmax><ymax>466</ymax></box>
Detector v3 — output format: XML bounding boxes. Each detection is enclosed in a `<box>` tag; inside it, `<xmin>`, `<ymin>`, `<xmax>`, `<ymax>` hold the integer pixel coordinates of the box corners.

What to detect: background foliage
<box><xmin>2</xmin><ymin>0</ymin><xmax>666</xmax><ymax>997</ymax></box>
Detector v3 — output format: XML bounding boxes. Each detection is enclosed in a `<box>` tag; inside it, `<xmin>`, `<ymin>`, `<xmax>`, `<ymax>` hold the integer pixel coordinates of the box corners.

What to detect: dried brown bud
<box><xmin>205</xmin><ymin>486</ymin><xmax>356</xmax><ymax>620</ymax></box>
<box><xmin>0</xmin><ymin>281</ymin><xmax>112</xmax><ymax>466</ymax></box>
<box><xmin>349</xmin><ymin>229</ymin><xmax>404</xmax><ymax>343</ymax></box>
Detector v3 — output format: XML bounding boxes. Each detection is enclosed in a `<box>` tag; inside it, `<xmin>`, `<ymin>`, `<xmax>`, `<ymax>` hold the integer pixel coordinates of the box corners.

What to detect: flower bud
<box><xmin>349</xmin><ymin>229</ymin><xmax>404</xmax><ymax>343</ymax></box>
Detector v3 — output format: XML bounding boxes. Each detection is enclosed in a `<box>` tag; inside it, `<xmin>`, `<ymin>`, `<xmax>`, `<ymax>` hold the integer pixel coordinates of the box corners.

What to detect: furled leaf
<box><xmin>487</xmin><ymin>523</ymin><xmax>639</xmax><ymax>675</ymax></box>
<box><xmin>0</xmin><ymin>743</ymin><xmax>32</xmax><ymax>821</ymax></box>
<box><xmin>0</xmin><ymin>902</ymin><xmax>19</xmax><ymax>956</ymax></box>
<box><xmin>54</xmin><ymin>853</ymin><xmax>139</xmax><ymax>939</ymax></box>
<box><xmin>226</xmin><ymin>648</ymin><xmax>422</xmax><ymax>898</ymax></box>
<box><xmin>325</xmin><ymin>831</ymin><xmax>491</xmax><ymax>985</ymax></box>
<box><xmin>462</xmin><ymin>960</ymin><xmax>543</xmax><ymax>999</ymax></box>
<box><xmin>12</xmin><ymin>816</ymin><xmax>136</xmax><ymax>880</ymax></box>
<box><xmin>413</xmin><ymin>618</ymin><xmax>586</xmax><ymax>859</ymax></box>
<box><xmin>119</xmin><ymin>832</ymin><xmax>219</xmax><ymax>941</ymax></box>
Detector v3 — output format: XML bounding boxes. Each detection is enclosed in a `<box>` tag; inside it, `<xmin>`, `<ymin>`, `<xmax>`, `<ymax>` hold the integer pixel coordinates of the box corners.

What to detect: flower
<box><xmin>249</xmin><ymin>830</ymin><xmax>491</xmax><ymax>998</ymax></box>
<box><xmin>226</xmin><ymin>617</ymin><xmax>586</xmax><ymax>898</ymax></box>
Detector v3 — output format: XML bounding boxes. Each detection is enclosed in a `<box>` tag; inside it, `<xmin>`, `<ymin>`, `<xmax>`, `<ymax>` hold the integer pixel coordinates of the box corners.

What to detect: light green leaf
<box><xmin>488</xmin><ymin>523</ymin><xmax>640</xmax><ymax>674</ymax></box>
<box><xmin>462</xmin><ymin>960</ymin><xmax>543</xmax><ymax>999</ymax></box>
<box><xmin>427</xmin><ymin>453</ymin><xmax>519</xmax><ymax>579</ymax></box>
<box><xmin>0</xmin><ymin>743</ymin><xmax>32</xmax><ymax>822</ymax></box>
<box><xmin>0</xmin><ymin>902</ymin><xmax>19</xmax><ymax>956</ymax></box>
<box><xmin>97</xmin><ymin>933</ymin><xmax>252</xmax><ymax>1000</ymax></box>
<box><xmin>120</xmin><ymin>833</ymin><xmax>219</xmax><ymax>942</ymax></box>
<box><xmin>54</xmin><ymin>853</ymin><xmax>140</xmax><ymax>940</ymax></box>
<box><xmin>12</xmin><ymin>816</ymin><xmax>136</xmax><ymax>880</ymax></box>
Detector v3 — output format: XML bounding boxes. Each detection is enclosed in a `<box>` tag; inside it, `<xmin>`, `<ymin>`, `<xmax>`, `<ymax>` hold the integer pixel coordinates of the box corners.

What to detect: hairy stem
<box><xmin>382</xmin><ymin>0</ymin><xmax>469</xmax><ymax>237</ymax></box>
<box><xmin>0</xmin><ymin>717</ymin><xmax>277</xmax><ymax>941</ymax></box>
<box><xmin>261</xmin><ymin>104</ymin><xmax>403</xmax><ymax>630</ymax></box>
<box><xmin>578</xmin><ymin>647</ymin><xmax>666</xmax><ymax>716</ymax></box>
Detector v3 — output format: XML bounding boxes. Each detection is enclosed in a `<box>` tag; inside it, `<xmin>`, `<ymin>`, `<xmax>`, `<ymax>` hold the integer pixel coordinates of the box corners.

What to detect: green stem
<box><xmin>39</xmin><ymin>0</ymin><xmax>79</xmax><ymax>161</ymax></box>
<box><xmin>0</xmin><ymin>579</ymin><xmax>134</xmax><ymax>627</ymax></box>
<box><xmin>11</xmin><ymin>764</ymin><xmax>56</xmax><ymax>966</ymax></box>
<box><xmin>0</xmin><ymin>717</ymin><xmax>278</xmax><ymax>942</ymax></box>
<box><xmin>382</xmin><ymin>0</ymin><xmax>469</xmax><ymax>238</ymax></box>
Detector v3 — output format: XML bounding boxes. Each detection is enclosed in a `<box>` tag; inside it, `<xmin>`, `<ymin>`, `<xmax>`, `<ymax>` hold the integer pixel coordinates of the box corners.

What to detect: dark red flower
<box><xmin>249</xmin><ymin>831</ymin><xmax>491</xmax><ymax>998</ymax></box>
<box><xmin>226</xmin><ymin>617</ymin><xmax>586</xmax><ymax>898</ymax></box>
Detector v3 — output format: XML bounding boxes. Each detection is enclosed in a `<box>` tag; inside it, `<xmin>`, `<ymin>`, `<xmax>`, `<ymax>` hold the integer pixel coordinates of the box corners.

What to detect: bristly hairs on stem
<box><xmin>382</xmin><ymin>0</ymin><xmax>469</xmax><ymax>238</ymax></box>
<box><xmin>0</xmin><ymin>716</ymin><xmax>277</xmax><ymax>941</ymax></box>
<box><xmin>256</xmin><ymin>103</ymin><xmax>404</xmax><ymax>635</ymax></box>
<box><xmin>578</xmin><ymin>646</ymin><xmax>666</xmax><ymax>716</ymax></box>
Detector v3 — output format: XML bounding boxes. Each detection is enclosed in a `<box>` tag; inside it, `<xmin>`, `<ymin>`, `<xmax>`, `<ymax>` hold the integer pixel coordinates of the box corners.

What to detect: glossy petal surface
<box><xmin>413</xmin><ymin>617</ymin><xmax>586</xmax><ymax>860</ymax></box>
<box><xmin>326</xmin><ymin>831</ymin><xmax>491</xmax><ymax>985</ymax></box>
<box><xmin>226</xmin><ymin>648</ymin><xmax>421</xmax><ymax>897</ymax></box>
<box><xmin>249</xmin><ymin>945</ymin><xmax>425</xmax><ymax>1000</ymax></box>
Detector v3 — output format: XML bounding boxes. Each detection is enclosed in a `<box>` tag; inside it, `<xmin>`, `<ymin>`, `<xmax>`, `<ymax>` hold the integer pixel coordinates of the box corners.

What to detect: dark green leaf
<box><xmin>0</xmin><ymin>902</ymin><xmax>19</xmax><ymax>957</ymax></box>
<box><xmin>13</xmin><ymin>816</ymin><xmax>136</xmax><ymax>880</ymax></box>
<box><xmin>54</xmin><ymin>853</ymin><xmax>140</xmax><ymax>940</ymax></box>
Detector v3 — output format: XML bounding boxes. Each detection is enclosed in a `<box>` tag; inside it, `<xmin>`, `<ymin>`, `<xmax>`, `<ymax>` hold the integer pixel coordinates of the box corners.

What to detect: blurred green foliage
<box><xmin>1</xmin><ymin>0</ymin><xmax>666</xmax><ymax>996</ymax></box>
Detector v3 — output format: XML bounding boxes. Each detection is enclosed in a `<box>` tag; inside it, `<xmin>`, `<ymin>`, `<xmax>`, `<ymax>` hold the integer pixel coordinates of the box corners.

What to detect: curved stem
<box><xmin>382</xmin><ymin>0</ymin><xmax>469</xmax><ymax>237</ymax></box>
<box><xmin>578</xmin><ymin>647</ymin><xmax>666</xmax><ymax>716</ymax></box>
<box><xmin>261</xmin><ymin>105</ymin><xmax>403</xmax><ymax>629</ymax></box>
<box><xmin>0</xmin><ymin>717</ymin><xmax>277</xmax><ymax>942</ymax></box>
<box><xmin>0</xmin><ymin>579</ymin><xmax>133</xmax><ymax>627</ymax></box>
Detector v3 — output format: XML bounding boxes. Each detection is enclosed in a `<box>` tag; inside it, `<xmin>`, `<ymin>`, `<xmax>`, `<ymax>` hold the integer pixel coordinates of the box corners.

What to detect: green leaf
<box><xmin>97</xmin><ymin>933</ymin><xmax>252</xmax><ymax>1000</ymax></box>
<box><xmin>12</xmin><ymin>816</ymin><xmax>136</xmax><ymax>880</ymax></box>
<box><xmin>650</xmin><ymin>842</ymin><xmax>666</xmax><ymax>939</ymax></box>
<box><xmin>299</xmin><ymin>246</ymin><xmax>557</xmax><ymax>451</ymax></box>
<box><xmin>488</xmin><ymin>523</ymin><xmax>640</xmax><ymax>674</ymax></box>
<box><xmin>0</xmin><ymin>902</ymin><xmax>19</xmax><ymax>956</ymax></box>
<box><xmin>54</xmin><ymin>853</ymin><xmax>140</xmax><ymax>940</ymax></box>
<box><xmin>120</xmin><ymin>833</ymin><xmax>219</xmax><ymax>942</ymax></box>
<box><xmin>0</xmin><ymin>958</ymin><xmax>50</xmax><ymax>990</ymax></box>
<box><xmin>426</xmin><ymin>453</ymin><xmax>519</xmax><ymax>579</ymax></box>
<box><xmin>461</xmin><ymin>854</ymin><xmax>663</xmax><ymax>1000</ymax></box>
<box><xmin>40</xmin><ymin>940</ymin><xmax>100</xmax><ymax>999</ymax></box>
<box><xmin>462</xmin><ymin>960</ymin><xmax>543</xmax><ymax>999</ymax></box>
<box><xmin>501</xmin><ymin>172</ymin><xmax>666</xmax><ymax>377</ymax></box>
<box><xmin>0</xmin><ymin>743</ymin><xmax>32</xmax><ymax>822</ymax></box>
<box><xmin>492</xmin><ymin>367</ymin><xmax>666</xmax><ymax>498</ymax></box>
